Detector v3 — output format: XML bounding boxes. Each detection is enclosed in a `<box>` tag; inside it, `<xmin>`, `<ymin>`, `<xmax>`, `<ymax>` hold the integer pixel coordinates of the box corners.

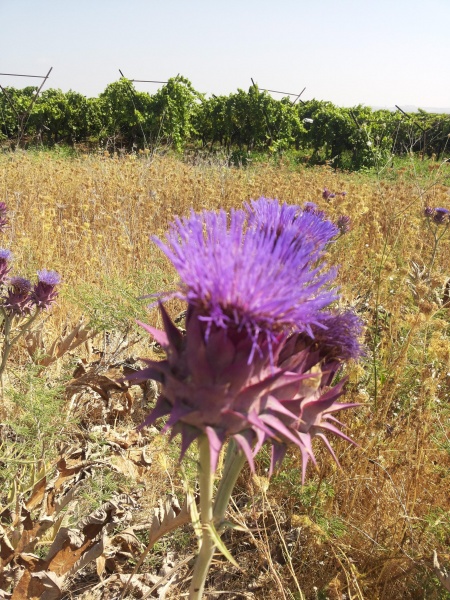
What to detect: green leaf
<box><xmin>220</xmin><ymin>520</ymin><xmax>249</xmax><ymax>533</ymax></box>
<box><xmin>205</xmin><ymin>522</ymin><xmax>241</xmax><ymax>570</ymax></box>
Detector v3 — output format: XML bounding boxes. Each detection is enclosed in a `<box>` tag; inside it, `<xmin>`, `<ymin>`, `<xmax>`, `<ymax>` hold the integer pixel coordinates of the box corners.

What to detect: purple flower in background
<box><xmin>128</xmin><ymin>203</ymin><xmax>362</xmax><ymax>478</ymax></box>
<box><xmin>245</xmin><ymin>197</ymin><xmax>338</xmax><ymax>253</ymax></box>
<box><xmin>303</xmin><ymin>202</ymin><xmax>326</xmax><ymax>220</ymax></box>
<box><xmin>433</xmin><ymin>207</ymin><xmax>450</xmax><ymax>224</ymax></box>
<box><xmin>31</xmin><ymin>269</ymin><xmax>61</xmax><ymax>309</ymax></box>
<box><xmin>3</xmin><ymin>277</ymin><xmax>32</xmax><ymax>315</ymax></box>
<box><xmin>322</xmin><ymin>187</ymin><xmax>335</xmax><ymax>200</ymax></box>
<box><xmin>336</xmin><ymin>215</ymin><xmax>351</xmax><ymax>235</ymax></box>
<box><xmin>303</xmin><ymin>201</ymin><xmax>318</xmax><ymax>213</ymax></box>
<box><xmin>425</xmin><ymin>206</ymin><xmax>450</xmax><ymax>224</ymax></box>
<box><xmin>0</xmin><ymin>249</ymin><xmax>12</xmax><ymax>283</ymax></box>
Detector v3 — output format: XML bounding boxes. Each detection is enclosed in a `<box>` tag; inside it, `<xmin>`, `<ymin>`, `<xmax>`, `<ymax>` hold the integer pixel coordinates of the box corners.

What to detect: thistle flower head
<box><xmin>322</xmin><ymin>187</ymin><xmax>336</xmax><ymax>200</ymax></box>
<box><xmin>425</xmin><ymin>206</ymin><xmax>450</xmax><ymax>224</ymax></box>
<box><xmin>303</xmin><ymin>202</ymin><xmax>326</xmax><ymax>220</ymax></box>
<box><xmin>37</xmin><ymin>269</ymin><xmax>61</xmax><ymax>286</ymax></box>
<box><xmin>0</xmin><ymin>249</ymin><xmax>12</xmax><ymax>261</ymax></box>
<box><xmin>3</xmin><ymin>276</ymin><xmax>32</xmax><ymax>315</ymax></box>
<box><xmin>8</xmin><ymin>276</ymin><xmax>32</xmax><ymax>292</ymax></box>
<box><xmin>130</xmin><ymin>202</ymin><xmax>362</xmax><ymax>479</ymax></box>
<box><xmin>154</xmin><ymin>206</ymin><xmax>337</xmax><ymax>346</ymax></box>
<box><xmin>0</xmin><ymin>249</ymin><xmax>12</xmax><ymax>283</ymax></box>
<box><xmin>294</xmin><ymin>309</ymin><xmax>364</xmax><ymax>363</ymax></box>
<box><xmin>433</xmin><ymin>207</ymin><xmax>450</xmax><ymax>224</ymax></box>
<box><xmin>336</xmin><ymin>215</ymin><xmax>351</xmax><ymax>235</ymax></box>
<box><xmin>31</xmin><ymin>269</ymin><xmax>61</xmax><ymax>309</ymax></box>
<box><xmin>245</xmin><ymin>197</ymin><xmax>338</xmax><ymax>253</ymax></box>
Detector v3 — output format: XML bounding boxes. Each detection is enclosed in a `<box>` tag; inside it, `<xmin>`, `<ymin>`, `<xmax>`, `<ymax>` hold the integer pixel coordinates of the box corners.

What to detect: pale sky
<box><xmin>1</xmin><ymin>0</ymin><xmax>449</xmax><ymax>109</ymax></box>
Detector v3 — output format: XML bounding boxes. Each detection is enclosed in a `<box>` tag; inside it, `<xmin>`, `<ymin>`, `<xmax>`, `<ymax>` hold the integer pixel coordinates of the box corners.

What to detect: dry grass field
<box><xmin>0</xmin><ymin>149</ymin><xmax>449</xmax><ymax>599</ymax></box>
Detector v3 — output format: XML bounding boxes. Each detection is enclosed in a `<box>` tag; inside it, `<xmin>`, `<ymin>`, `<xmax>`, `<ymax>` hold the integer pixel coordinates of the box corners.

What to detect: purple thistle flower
<box><xmin>128</xmin><ymin>204</ymin><xmax>362</xmax><ymax>480</ymax></box>
<box><xmin>293</xmin><ymin>310</ymin><xmax>364</xmax><ymax>364</ymax></box>
<box><xmin>303</xmin><ymin>202</ymin><xmax>326</xmax><ymax>220</ymax></box>
<box><xmin>154</xmin><ymin>208</ymin><xmax>337</xmax><ymax>344</ymax></box>
<box><xmin>433</xmin><ymin>207</ymin><xmax>450</xmax><ymax>224</ymax></box>
<box><xmin>322</xmin><ymin>187</ymin><xmax>335</xmax><ymax>200</ymax></box>
<box><xmin>31</xmin><ymin>269</ymin><xmax>61</xmax><ymax>309</ymax></box>
<box><xmin>336</xmin><ymin>215</ymin><xmax>351</xmax><ymax>235</ymax></box>
<box><xmin>245</xmin><ymin>198</ymin><xmax>338</xmax><ymax>253</ymax></box>
<box><xmin>0</xmin><ymin>249</ymin><xmax>12</xmax><ymax>283</ymax></box>
<box><xmin>3</xmin><ymin>276</ymin><xmax>32</xmax><ymax>315</ymax></box>
<box><xmin>424</xmin><ymin>206</ymin><xmax>450</xmax><ymax>224</ymax></box>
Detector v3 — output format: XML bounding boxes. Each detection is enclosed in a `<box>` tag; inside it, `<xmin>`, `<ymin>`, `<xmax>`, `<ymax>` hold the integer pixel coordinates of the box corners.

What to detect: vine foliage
<box><xmin>1</xmin><ymin>76</ymin><xmax>449</xmax><ymax>168</ymax></box>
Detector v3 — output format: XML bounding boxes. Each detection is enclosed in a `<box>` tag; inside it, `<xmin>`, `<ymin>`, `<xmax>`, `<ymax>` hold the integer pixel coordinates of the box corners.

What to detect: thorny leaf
<box><xmin>25</xmin><ymin>318</ymin><xmax>97</xmax><ymax>368</ymax></box>
<box><xmin>119</xmin><ymin>494</ymin><xmax>195</xmax><ymax>599</ymax></box>
<box><xmin>7</xmin><ymin>494</ymin><xmax>138</xmax><ymax>598</ymax></box>
<box><xmin>1</xmin><ymin>445</ymin><xmax>139</xmax><ymax>599</ymax></box>
<box><xmin>147</xmin><ymin>495</ymin><xmax>191</xmax><ymax>548</ymax></box>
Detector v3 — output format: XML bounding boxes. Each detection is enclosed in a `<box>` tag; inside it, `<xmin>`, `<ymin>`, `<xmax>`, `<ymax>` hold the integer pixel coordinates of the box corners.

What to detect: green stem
<box><xmin>189</xmin><ymin>435</ymin><xmax>215</xmax><ymax>599</ymax></box>
<box><xmin>213</xmin><ymin>439</ymin><xmax>246</xmax><ymax>526</ymax></box>
<box><xmin>189</xmin><ymin>438</ymin><xmax>247</xmax><ymax>599</ymax></box>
